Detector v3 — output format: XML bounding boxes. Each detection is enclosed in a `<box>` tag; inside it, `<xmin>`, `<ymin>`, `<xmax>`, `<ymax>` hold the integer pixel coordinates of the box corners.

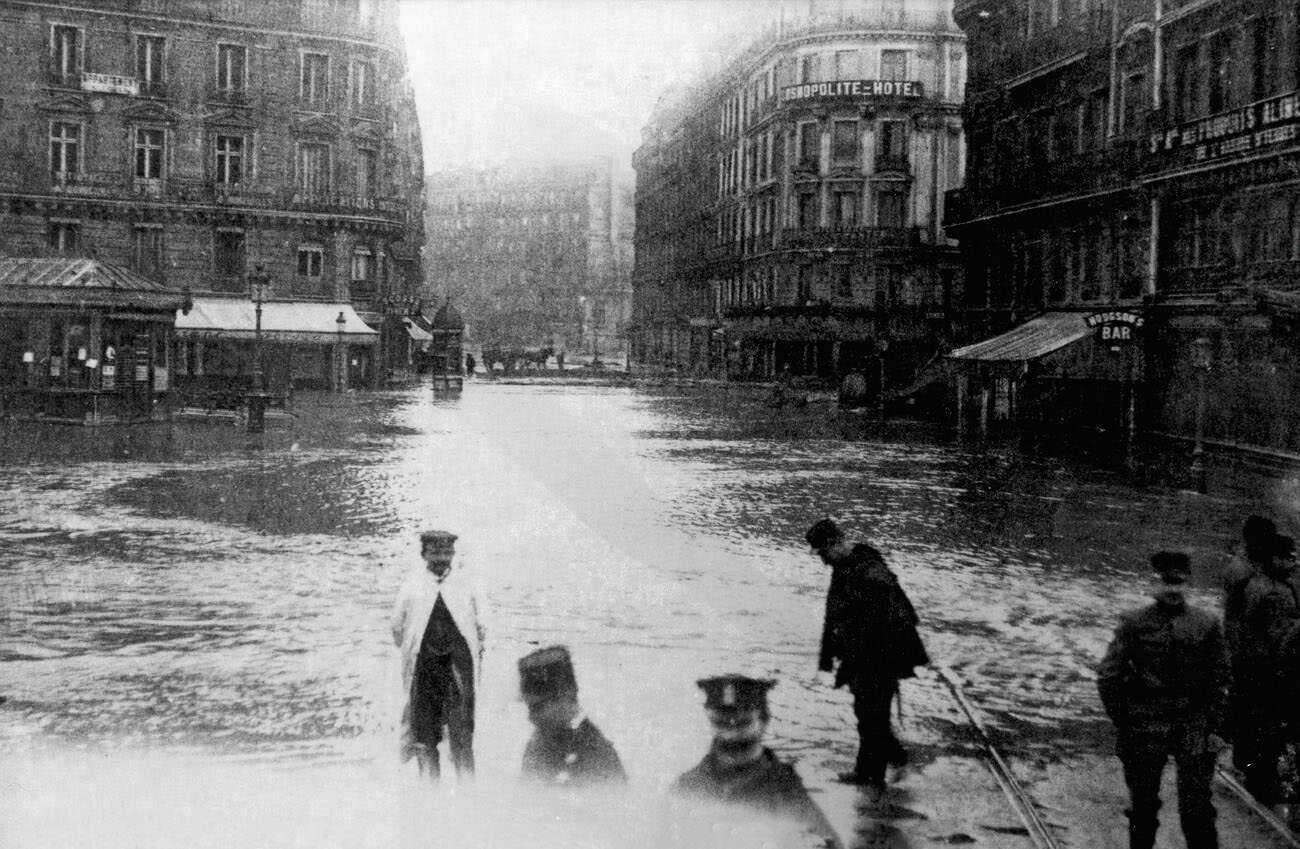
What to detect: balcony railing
<box><xmin>208</xmin><ymin>87</ymin><xmax>249</xmax><ymax>106</ymax></box>
<box><xmin>874</xmin><ymin>154</ymin><xmax>910</xmax><ymax>174</ymax></box>
<box><xmin>779</xmin><ymin>226</ymin><xmax>921</xmax><ymax>251</ymax></box>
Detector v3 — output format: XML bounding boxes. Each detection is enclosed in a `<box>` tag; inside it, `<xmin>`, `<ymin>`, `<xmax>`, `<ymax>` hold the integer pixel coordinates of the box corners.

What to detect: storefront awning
<box><xmin>948</xmin><ymin>312</ymin><xmax>1090</xmax><ymax>363</ymax></box>
<box><xmin>402</xmin><ymin>317</ymin><xmax>432</xmax><ymax>342</ymax></box>
<box><xmin>175</xmin><ymin>298</ymin><xmax>379</xmax><ymax>345</ymax></box>
<box><xmin>0</xmin><ymin>257</ymin><xmax>186</xmax><ymax>311</ymax></box>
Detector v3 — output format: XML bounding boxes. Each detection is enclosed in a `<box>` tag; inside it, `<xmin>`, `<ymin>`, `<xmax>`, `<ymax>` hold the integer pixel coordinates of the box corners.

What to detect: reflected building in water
<box><xmin>0</xmin><ymin>0</ymin><xmax>427</xmax><ymax>406</ymax></box>
<box><xmin>632</xmin><ymin>0</ymin><xmax>966</xmax><ymax>401</ymax></box>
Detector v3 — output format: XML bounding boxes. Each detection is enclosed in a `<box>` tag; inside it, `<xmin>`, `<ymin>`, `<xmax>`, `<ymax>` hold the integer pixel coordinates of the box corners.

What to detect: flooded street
<box><xmin>0</xmin><ymin>383</ymin><xmax>1291</xmax><ymax>848</ymax></box>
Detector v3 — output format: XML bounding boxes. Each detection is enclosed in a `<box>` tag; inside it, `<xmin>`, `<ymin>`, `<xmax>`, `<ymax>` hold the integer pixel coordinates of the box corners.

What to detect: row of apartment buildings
<box><xmin>635</xmin><ymin>0</ymin><xmax>1300</xmax><ymax>468</ymax></box>
<box><xmin>424</xmin><ymin>160</ymin><xmax>634</xmax><ymax>367</ymax></box>
<box><xmin>632</xmin><ymin>0</ymin><xmax>966</xmax><ymax>398</ymax></box>
<box><xmin>947</xmin><ymin>0</ymin><xmax>1300</xmax><ymax>464</ymax></box>
<box><xmin>0</xmin><ymin>0</ymin><xmax>428</xmax><ymax>421</ymax></box>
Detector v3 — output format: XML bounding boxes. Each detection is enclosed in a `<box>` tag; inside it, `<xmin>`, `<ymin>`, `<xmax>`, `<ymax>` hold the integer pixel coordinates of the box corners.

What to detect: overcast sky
<box><xmin>399</xmin><ymin>0</ymin><xmax>782</xmax><ymax>172</ymax></box>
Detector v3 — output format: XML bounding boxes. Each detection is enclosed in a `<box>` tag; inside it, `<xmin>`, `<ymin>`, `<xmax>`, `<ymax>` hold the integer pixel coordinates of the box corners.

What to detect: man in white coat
<box><xmin>391</xmin><ymin>530</ymin><xmax>485</xmax><ymax>781</ymax></box>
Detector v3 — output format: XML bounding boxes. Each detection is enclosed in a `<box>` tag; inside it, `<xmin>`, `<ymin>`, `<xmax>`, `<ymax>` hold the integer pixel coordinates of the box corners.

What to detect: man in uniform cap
<box><xmin>391</xmin><ymin>530</ymin><xmax>485</xmax><ymax>781</ymax></box>
<box><xmin>518</xmin><ymin>645</ymin><xmax>626</xmax><ymax>788</ymax></box>
<box><xmin>672</xmin><ymin>674</ymin><xmax>841</xmax><ymax>849</ymax></box>
<box><xmin>806</xmin><ymin>518</ymin><xmax>929</xmax><ymax>794</ymax></box>
<box><xmin>1098</xmin><ymin>551</ymin><xmax>1230</xmax><ymax>849</ymax></box>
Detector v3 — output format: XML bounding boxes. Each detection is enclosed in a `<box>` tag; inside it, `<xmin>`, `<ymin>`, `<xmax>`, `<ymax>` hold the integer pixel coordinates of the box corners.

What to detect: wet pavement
<box><xmin>0</xmin><ymin>382</ymin><xmax>1294</xmax><ymax>848</ymax></box>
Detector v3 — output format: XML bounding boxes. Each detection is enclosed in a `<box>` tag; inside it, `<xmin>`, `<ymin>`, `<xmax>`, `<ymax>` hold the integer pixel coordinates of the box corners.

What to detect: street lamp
<box><xmin>246</xmin><ymin>264</ymin><xmax>271</xmax><ymax>433</ymax></box>
<box><xmin>1190</xmin><ymin>335</ymin><xmax>1213</xmax><ymax>494</ymax></box>
<box><xmin>335</xmin><ymin>310</ymin><xmax>347</xmax><ymax>393</ymax></box>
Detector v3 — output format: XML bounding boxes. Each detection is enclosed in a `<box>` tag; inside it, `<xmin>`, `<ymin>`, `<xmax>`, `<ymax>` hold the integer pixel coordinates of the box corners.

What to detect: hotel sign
<box><xmin>1085</xmin><ymin>310</ymin><xmax>1143</xmax><ymax>344</ymax></box>
<box><xmin>1148</xmin><ymin>89</ymin><xmax>1300</xmax><ymax>168</ymax></box>
<box><xmin>781</xmin><ymin>79</ymin><xmax>924</xmax><ymax>104</ymax></box>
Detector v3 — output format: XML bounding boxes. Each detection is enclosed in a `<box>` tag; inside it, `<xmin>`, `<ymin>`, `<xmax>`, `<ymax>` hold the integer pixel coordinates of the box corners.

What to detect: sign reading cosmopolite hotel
<box><xmin>781</xmin><ymin>79</ymin><xmax>925</xmax><ymax>104</ymax></box>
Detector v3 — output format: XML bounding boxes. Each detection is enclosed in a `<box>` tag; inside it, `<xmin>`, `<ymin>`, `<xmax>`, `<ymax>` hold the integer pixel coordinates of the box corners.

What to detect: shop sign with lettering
<box><xmin>1147</xmin><ymin>89</ymin><xmax>1300</xmax><ymax>170</ymax></box>
<box><xmin>781</xmin><ymin>79</ymin><xmax>924</xmax><ymax>104</ymax></box>
<box><xmin>1085</xmin><ymin>310</ymin><xmax>1144</xmax><ymax>344</ymax></box>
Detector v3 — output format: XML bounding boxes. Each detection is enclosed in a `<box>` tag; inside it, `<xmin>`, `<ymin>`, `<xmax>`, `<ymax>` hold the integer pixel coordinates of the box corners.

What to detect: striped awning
<box><xmin>947</xmin><ymin>312</ymin><xmax>1090</xmax><ymax>363</ymax></box>
<box><xmin>175</xmin><ymin>298</ymin><xmax>379</xmax><ymax>345</ymax></box>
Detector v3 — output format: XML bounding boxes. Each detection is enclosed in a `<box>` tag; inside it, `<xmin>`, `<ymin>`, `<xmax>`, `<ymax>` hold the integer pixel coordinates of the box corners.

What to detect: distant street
<box><xmin>0</xmin><ymin>383</ymin><xmax>1290</xmax><ymax>848</ymax></box>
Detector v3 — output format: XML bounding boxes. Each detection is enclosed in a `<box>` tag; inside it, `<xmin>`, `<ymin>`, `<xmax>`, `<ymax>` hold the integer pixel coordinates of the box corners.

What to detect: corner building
<box><xmin>950</xmin><ymin>0</ymin><xmax>1300</xmax><ymax>466</ymax></box>
<box><xmin>633</xmin><ymin>0</ymin><xmax>966</xmax><ymax>395</ymax></box>
<box><xmin>0</xmin><ymin>0</ymin><xmax>426</xmax><ymax>394</ymax></box>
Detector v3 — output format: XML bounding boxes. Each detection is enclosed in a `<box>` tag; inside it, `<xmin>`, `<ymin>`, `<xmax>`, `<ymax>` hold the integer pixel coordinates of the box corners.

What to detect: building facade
<box><xmin>632</xmin><ymin>0</ymin><xmax>966</xmax><ymax>396</ymax></box>
<box><xmin>0</xmin><ymin>0</ymin><xmax>426</xmax><ymax>396</ymax></box>
<box><xmin>949</xmin><ymin>0</ymin><xmax>1299</xmax><ymax>466</ymax></box>
<box><xmin>424</xmin><ymin>159</ymin><xmax>634</xmax><ymax>366</ymax></box>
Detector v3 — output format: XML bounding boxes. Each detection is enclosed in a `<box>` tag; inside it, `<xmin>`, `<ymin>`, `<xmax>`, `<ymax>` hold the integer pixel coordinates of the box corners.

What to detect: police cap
<box><xmin>519</xmin><ymin>645</ymin><xmax>578</xmax><ymax>703</ymax></box>
<box><xmin>419</xmin><ymin>530</ymin><xmax>458</xmax><ymax>550</ymax></box>
<box><xmin>697</xmin><ymin>674</ymin><xmax>775</xmax><ymax>712</ymax></box>
<box><xmin>1150</xmin><ymin>551</ymin><xmax>1191</xmax><ymax>580</ymax></box>
<box><xmin>805</xmin><ymin>518</ymin><xmax>843</xmax><ymax>551</ymax></box>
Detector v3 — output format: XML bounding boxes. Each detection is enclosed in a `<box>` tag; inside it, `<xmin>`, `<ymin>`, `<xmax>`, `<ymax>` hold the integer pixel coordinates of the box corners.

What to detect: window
<box><xmin>214</xmin><ymin>134</ymin><xmax>244</xmax><ymax>185</ymax></box>
<box><xmin>832</xmin><ymin>120</ymin><xmax>858</xmax><ymax>164</ymax></box>
<box><xmin>1252</xmin><ymin>16</ymin><xmax>1279</xmax><ymax>100</ymax></box>
<box><xmin>1207</xmin><ymin>30</ymin><xmax>1235</xmax><ymax>113</ymax></box>
<box><xmin>836</xmin><ymin>265</ymin><xmax>853</xmax><ymax>298</ymax></box>
<box><xmin>880</xmin><ymin>49</ymin><xmax>908</xmax><ymax>80</ymax></box>
<box><xmin>351</xmin><ymin>248</ymin><xmax>373</xmax><ymax>285</ymax></box>
<box><xmin>1173</xmin><ymin>43</ymin><xmax>1199</xmax><ymax>121</ymax></box>
<box><xmin>797</xmin><ymin>192</ymin><xmax>819</xmax><ymax>229</ymax></box>
<box><xmin>136</xmin><ymin>35</ymin><xmax>165</xmax><ymax>90</ymax></box>
<box><xmin>798</xmin><ymin>54</ymin><xmax>820</xmax><ymax>84</ymax></box>
<box><xmin>877</xmin><ymin>119</ymin><xmax>908</xmax><ymax>168</ymax></box>
<box><xmin>877</xmin><ymin>186</ymin><xmax>906</xmax><ymax>227</ymax></box>
<box><xmin>216</xmin><ymin>43</ymin><xmax>247</xmax><ymax>95</ymax></box>
<box><xmin>134</xmin><ymin>128</ymin><xmax>165</xmax><ymax>180</ymax></box>
<box><xmin>297</xmin><ymin>143</ymin><xmax>330</xmax><ymax>195</ymax></box>
<box><xmin>1120</xmin><ymin>71</ymin><xmax>1147</xmax><ymax>133</ymax></box>
<box><xmin>834</xmin><ymin>50</ymin><xmax>858</xmax><ymax>78</ymax></box>
<box><xmin>833</xmin><ymin>190</ymin><xmax>858</xmax><ymax>228</ymax></box>
<box><xmin>297</xmin><ymin>245</ymin><xmax>324</xmax><ymax>277</ymax></box>
<box><xmin>48</xmin><ymin>220</ymin><xmax>79</xmax><ymax>254</ymax></box>
<box><xmin>133</xmin><ymin>226</ymin><xmax>163</xmax><ymax>276</ymax></box>
<box><xmin>355</xmin><ymin>148</ymin><xmax>376</xmax><ymax>198</ymax></box>
<box><xmin>1082</xmin><ymin>88</ymin><xmax>1108</xmax><ymax>149</ymax></box>
<box><xmin>771</xmin><ymin>129</ymin><xmax>785</xmax><ymax>175</ymax></box>
<box><xmin>350</xmin><ymin>59</ymin><xmax>373</xmax><ymax>107</ymax></box>
<box><xmin>798</xmin><ymin>122</ymin><xmax>819</xmax><ymax>167</ymax></box>
<box><xmin>1052</xmin><ymin>102</ymin><xmax>1080</xmax><ymax>159</ymax></box>
<box><xmin>50</xmin><ymin>25</ymin><xmax>81</xmax><ymax>84</ymax></box>
<box><xmin>301</xmin><ymin>53</ymin><xmax>330</xmax><ymax>106</ymax></box>
<box><xmin>49</xmin><ymin>121</ymin><xmax>80</xmax><ymax>176</ymax></box>
<box><xmin>214</xmin><ymin>230</ymin><xmax>244</xmax><ymax>276</ymax></box>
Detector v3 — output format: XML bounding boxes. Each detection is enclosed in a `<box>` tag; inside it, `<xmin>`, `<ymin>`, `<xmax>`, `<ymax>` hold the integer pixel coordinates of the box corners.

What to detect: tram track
<box><xmin>934</xmin><ymin>665</ymin><xmax>1300</xmax><ymax>849</ymax></box>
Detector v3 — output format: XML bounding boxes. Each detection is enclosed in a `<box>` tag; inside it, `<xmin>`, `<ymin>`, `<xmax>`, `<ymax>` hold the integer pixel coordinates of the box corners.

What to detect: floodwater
<box><xmin>0</xmin><ymin>383</ymin><xmax>1292</xmax><ymax>848</ymax></box>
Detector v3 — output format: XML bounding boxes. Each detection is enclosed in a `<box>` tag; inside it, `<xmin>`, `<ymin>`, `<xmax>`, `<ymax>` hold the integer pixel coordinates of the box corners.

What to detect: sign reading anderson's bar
<box><xmin>1148</xmin><ymin>89</ymin><xmax>1300</xmax><ymax>167</ymax></box>
<box><xmin>781</xmin><ymin>79</ymin><xmax>924</xmax><ymax>103</ymax></box>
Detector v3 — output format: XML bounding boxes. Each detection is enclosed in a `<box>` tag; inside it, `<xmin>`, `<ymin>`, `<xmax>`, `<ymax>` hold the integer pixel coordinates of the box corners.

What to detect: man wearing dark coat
<box><xmin>672</xmin><ymin>675</ymin><xmax>842</xmax><ymax>849</ymax></box>
<box><xmin>518</xmin><ymin>645</ymin><xmax>626</xmax><ymax>788</ymax></box>
<box><xmin>1097</xmin><ymin>551</ymin><xmax>1231</xmax><ymax>849</ymax></box>
<box><xmin>806</xmin><ymin>518</ymin><xmax>929</xmax><ymax>794</ymax></box>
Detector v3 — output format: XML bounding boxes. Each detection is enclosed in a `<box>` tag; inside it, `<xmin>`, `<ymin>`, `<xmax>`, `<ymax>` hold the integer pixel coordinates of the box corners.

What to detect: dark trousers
<box><xmin>1118</xmin><ymin>724</ymin><xmax>1218</xmax><ymax>849</ymax></box>
<box><xmin>851</xmin><ymin>678</ymin><xmax>903</xmax><ymax>785</ymax></box>
<box><xmin>411</xmin><ymin>656</ymin><xmax>475</xmax><ymax>780</ymax></box>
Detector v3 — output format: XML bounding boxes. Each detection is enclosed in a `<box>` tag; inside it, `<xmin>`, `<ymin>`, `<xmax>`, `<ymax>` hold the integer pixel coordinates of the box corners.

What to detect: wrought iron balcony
<box><xmin>779</xmin><ymin>226</ymin><xmax>921</xmax><ymax>251</ymax></box>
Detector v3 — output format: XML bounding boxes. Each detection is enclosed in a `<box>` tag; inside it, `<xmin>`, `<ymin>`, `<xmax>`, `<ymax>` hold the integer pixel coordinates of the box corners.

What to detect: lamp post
<box><xmin>246</xmin><ymin>265</ymin><xmax>270</xmax><ymax>433</ymax></box>
<box><xmin>1190</xmin><ymin>335</ymin><xmax>1213</xmax><ymax>494</ymax></box>
<box><xmin>335</xmin><ymin>310</ymin><xmax>346</xmax><ymax>393</ymax></box>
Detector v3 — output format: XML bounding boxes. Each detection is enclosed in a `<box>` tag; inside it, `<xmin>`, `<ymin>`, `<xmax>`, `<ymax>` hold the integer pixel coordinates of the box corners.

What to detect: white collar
<box><xmin>569</xmin><ymin>711</ymin><xmax>587</xmax><ymax>731</ymax></box>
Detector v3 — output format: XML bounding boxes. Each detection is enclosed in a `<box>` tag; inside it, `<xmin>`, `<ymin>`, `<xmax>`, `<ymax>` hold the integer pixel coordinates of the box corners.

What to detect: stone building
<box><xmin>0</xmin><ymin>0</ymin><xmax>426</xmax><ymax>396</ymax></box>
<box><xmin>949</xmin><ymin>0</ymin><xmax>1299</xmax><ymax>468</ymax></box>
<box><xmin>424</xmin><ymin>159</ymin><xmax>634</xmax><ymax>367</ymax></box>
<box><xmin>632</xmin><ymin>0</ymin><xmax>966</xmax><ymax>398</ymax></box>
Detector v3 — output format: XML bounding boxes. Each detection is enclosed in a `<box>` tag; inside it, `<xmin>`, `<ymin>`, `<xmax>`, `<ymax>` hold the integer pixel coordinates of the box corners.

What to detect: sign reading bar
<box><xmin>1085</xmin><ymin>310</ymin><xmax>1144</xmax><ymax>344</ymax></box>
<box><xmin>781</xmin><ymin>79</ymin><xmax>924</xmax><ymax>104</ymax></box>
<box><xmin>1148</xmin><ymin>89</ymin><xmax>1300</xmax><ymax>168</ymax></box>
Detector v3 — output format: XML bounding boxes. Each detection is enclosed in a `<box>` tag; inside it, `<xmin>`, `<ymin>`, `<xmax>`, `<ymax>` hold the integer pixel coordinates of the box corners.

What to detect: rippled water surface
<box><xmin>0</xmin><ymin>384</ymin><xmax>1280</xmax><ymax>847</ymax></box>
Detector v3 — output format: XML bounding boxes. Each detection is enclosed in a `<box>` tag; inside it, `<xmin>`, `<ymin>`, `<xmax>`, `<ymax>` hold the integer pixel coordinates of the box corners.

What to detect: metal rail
<box><xmin>934</xmin><ymin>665</ymin><xmax>1061</xmax><ymax>849</ymax></box>
<box><xmin>1215</xmin><ymin>767</ymin><xmax>1300</xmax><ymax>848</ymax></box>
